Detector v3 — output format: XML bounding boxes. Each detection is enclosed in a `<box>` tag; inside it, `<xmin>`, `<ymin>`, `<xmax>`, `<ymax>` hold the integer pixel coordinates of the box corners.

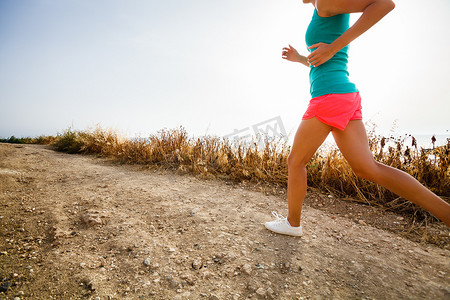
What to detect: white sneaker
<box><xmin>264</xmin><ymin>211</ymin><xmax>303</xmax><ymax>237</ymax></box>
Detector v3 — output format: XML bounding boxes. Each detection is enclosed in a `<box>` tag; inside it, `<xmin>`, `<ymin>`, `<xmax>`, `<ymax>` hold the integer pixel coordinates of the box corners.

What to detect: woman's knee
<box><xmin>287</xmin><ymin>153</ymin><xmax>309</xmax><ymax>169</ymax></box>
<box><xmin>351</xmin><ymin>160</ymin><xmax>380</xmax><ymax>181</ymax></box>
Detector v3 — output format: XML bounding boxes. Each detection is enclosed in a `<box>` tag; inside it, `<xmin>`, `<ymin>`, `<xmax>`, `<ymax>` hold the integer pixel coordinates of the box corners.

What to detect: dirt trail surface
<box><xmin>1</xmin><ymin>144</ymin><xmax>449</xmax><ymax>300</ymax></box>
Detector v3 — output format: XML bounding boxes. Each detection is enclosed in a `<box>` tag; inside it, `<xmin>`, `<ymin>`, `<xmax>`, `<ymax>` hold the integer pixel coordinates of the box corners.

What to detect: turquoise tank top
<box><xmin>305</xmin><ymin>8</ymin><xmax>358</xmax><ymax>98</ymax></box>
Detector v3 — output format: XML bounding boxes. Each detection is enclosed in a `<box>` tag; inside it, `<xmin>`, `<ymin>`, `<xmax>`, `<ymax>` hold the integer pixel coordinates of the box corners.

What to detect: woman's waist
<box><xmin>309</xmin><ymin>81</ymin><xmax>358</xmax><ymax>98</ymax></box>
<box><xmin>310</xmin><ymin>68</ymin><xmax>351</xmax><ymax>82</ymax></box>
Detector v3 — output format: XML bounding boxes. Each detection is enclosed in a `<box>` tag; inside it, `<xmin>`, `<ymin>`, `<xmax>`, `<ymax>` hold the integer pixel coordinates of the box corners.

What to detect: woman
<box><xmin>264</xmin><ymin>0</ymin><xmax>450</xmax><ymax>236</ymax></box>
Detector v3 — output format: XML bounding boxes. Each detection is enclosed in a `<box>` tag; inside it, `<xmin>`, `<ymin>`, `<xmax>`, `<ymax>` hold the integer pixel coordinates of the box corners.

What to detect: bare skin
<box><xmin>282</xmin><ymin>0</ymin><xmax>450</xmax><ymax>228</ymax></box>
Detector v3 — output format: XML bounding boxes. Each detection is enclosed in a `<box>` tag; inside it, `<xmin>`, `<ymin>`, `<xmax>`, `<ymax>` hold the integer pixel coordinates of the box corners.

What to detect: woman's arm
<box><xmin>282</xmin><ymin>44</ymin><xmax>310</xmax><ymax>67</ymax></box>
<box><xmin>307</xmin><ymin>0</ymin><xmax>395</xmax><ymax>67</ymax></box>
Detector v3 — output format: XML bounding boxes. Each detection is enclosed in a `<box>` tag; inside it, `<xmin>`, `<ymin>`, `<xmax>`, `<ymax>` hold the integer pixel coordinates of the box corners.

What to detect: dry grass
<box><xmin>5</xmin><ymin>124</ymin><xmax>449</xmax><ymax>224</ymax></box>
<box><xmin>0</xmin><ymin>135</ymin><xmax>57</xmax><ymax>145</ymax></box>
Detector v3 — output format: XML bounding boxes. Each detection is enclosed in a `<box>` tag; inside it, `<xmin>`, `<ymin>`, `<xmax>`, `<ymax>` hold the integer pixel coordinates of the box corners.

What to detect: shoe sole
<box><xmin>264</xmin><ymin>223</ymin><xmax>302</xmax><ymax>237</ymax></box>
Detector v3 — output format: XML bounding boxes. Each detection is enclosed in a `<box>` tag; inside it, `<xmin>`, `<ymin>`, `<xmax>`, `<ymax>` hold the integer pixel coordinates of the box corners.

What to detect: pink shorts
<box><xmin>302</xmin><ymin>92</ymin><xmax>362</xmax><ymax>131</ymax></box>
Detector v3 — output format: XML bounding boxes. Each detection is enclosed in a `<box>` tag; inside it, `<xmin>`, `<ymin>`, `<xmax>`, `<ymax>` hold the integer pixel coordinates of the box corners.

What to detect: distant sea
<box><xmin>319</xmin><ymin>133</ymin><xmax>449</xmax><ymax>151</ymax></box>
<box><xmin>397</xmin><ymin>134</ymin><xmax>449</xmax><ymax>149</ymax></box>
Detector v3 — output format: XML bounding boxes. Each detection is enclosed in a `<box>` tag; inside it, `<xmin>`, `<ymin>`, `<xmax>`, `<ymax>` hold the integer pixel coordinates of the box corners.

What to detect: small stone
<box><xmin>358</xmin><ymin>220</ymin><xmax>367</xmax><ymax>226</ymax></box>
<box><xmin>144</xmin><ymin>257</ymin><xmax>151</xmax><ymax>266</ymax></box>
<box><xmin>80</xmin><ymin>210</ymin><xmax>104</xmax><ymax>226</ymax></box>
<box><xmin>192</xmin><ymin>258</ymin><xmax>202</xmax><ymax>270</ymax></box>
<box><xmin>242</xmin><ymin>263</ymin><xmax>252</xmax><ymax>275</ymax></box>
<box><xmin>255</xmin><ymin>287</ymin><xmax>266</xmax><ymax>297</ymax></box>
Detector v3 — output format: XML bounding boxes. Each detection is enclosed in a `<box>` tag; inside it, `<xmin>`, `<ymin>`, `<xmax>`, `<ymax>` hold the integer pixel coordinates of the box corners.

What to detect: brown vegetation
<box><xmin>28</xmin><ymin>124</ymin><xmax>447</xmax><ymax>224</ymax></box>
<box><xmin>2</xmin><ymin>124</ymin><xmax>448</xmax><ymax>223</ymax></box>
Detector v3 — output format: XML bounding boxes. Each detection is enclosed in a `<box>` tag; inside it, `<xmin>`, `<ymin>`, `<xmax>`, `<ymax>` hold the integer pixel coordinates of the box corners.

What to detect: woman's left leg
<box><xmin>332</xmin><ymin>120</ymin><xmax>450</xmax><ymax>227</ymax></box>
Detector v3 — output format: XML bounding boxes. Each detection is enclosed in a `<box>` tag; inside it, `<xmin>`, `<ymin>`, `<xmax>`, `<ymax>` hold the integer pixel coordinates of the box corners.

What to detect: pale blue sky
<box><xmin>1</xmin><ymin>0</ymin><xmax>449</xmax><ymax>146</ymax></box>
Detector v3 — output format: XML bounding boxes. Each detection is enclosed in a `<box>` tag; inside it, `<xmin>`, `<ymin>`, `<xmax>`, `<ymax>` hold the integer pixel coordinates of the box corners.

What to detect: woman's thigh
<box><xmin>288</xmin><ymin>117</ymin><xmax>332</xmax><ymax>166</ymax></box>
<box><xmin>331</xmin><ymin>120</ymin><xmax>377</xmax><ymax>177</ymax></box>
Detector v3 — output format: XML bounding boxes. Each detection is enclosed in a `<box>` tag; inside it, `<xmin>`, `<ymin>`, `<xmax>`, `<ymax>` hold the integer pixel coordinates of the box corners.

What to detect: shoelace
<box><xmin>271</xmin><ymin>211</ymin><xmax>286</xmax><ymax>223</ymax></box>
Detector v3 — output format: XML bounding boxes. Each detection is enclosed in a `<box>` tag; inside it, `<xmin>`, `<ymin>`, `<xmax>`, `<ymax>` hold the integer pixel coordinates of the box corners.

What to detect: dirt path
<box><xmin>0</xmin><ymin>143</ymin><xmax>449</xmax><ymax>299</ymax></box>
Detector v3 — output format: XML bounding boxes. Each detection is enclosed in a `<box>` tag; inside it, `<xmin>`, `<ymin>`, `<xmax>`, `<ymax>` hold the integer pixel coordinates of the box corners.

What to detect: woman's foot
<box><xmin>264</xmin><ymin>211</ymin><xmax>303</xmax><ymax>237</ymax></box>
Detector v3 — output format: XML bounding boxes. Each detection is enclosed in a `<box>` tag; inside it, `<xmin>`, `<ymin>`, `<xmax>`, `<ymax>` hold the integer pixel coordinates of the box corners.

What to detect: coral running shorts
<box><xmin>302</xmin><ymin>92</ymin><xmax>362</xmax><ymax>131</ymax></box>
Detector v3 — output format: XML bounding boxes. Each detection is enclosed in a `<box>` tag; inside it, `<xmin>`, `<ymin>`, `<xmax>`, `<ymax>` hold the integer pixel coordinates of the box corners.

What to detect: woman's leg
<box><xmin>287</xmin><ymin>117</ymin><xmax>332</xmax><ymax>227</ymax></box>
<box><xmin>332</xmin><ymin>120</ymin><xmax>450</xmax><ymax>226</ymax></box>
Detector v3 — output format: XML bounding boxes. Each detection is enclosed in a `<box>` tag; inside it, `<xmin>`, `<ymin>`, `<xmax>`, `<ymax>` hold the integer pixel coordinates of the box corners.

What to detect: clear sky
<box><xmin>1</xmin><ymin>0</ymin><xmax>449</xmax><ymax>146</ymax></box>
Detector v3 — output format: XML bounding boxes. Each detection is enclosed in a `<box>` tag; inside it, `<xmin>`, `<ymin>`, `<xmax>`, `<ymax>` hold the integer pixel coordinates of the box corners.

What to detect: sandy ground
<box><xmin>0</xmin><ymin>143</ymin><xmax>449</xmax><ymax>300</ymax></box>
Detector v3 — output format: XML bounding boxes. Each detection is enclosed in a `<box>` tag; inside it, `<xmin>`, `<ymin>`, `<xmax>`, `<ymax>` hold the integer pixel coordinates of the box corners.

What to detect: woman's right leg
<box><xmin>332</xmin><ymin>120</ymin><xmax>450</xmax><ymax>226</ymax></box>
<box><xmin>287</xmin><ymin>117</ymin><xmax>332</xmax><ymax>227</ymax></box>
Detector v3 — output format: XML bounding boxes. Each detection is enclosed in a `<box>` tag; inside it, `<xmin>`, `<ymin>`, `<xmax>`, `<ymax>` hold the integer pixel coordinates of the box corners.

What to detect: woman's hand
<box><xmin>282</xmin><ymin>44</ymin><xmax>309</xmax><ymax>67</ymax></box>
<box><xmin>282</xmin><ymin>44</ymin><xmax>301</xmax><ymax>62</ymax></box>
<box><xmin>307</xmin><ymin>42</ymin><xmax>337</xmax><ymax>67</ymax></box>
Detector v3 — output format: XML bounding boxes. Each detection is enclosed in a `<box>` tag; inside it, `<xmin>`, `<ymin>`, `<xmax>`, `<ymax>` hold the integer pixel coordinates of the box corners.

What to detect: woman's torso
<box><xmin>305</xmin><ymin>8</ymin><xmax>358</xmax><ymax>98</ymax></box>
